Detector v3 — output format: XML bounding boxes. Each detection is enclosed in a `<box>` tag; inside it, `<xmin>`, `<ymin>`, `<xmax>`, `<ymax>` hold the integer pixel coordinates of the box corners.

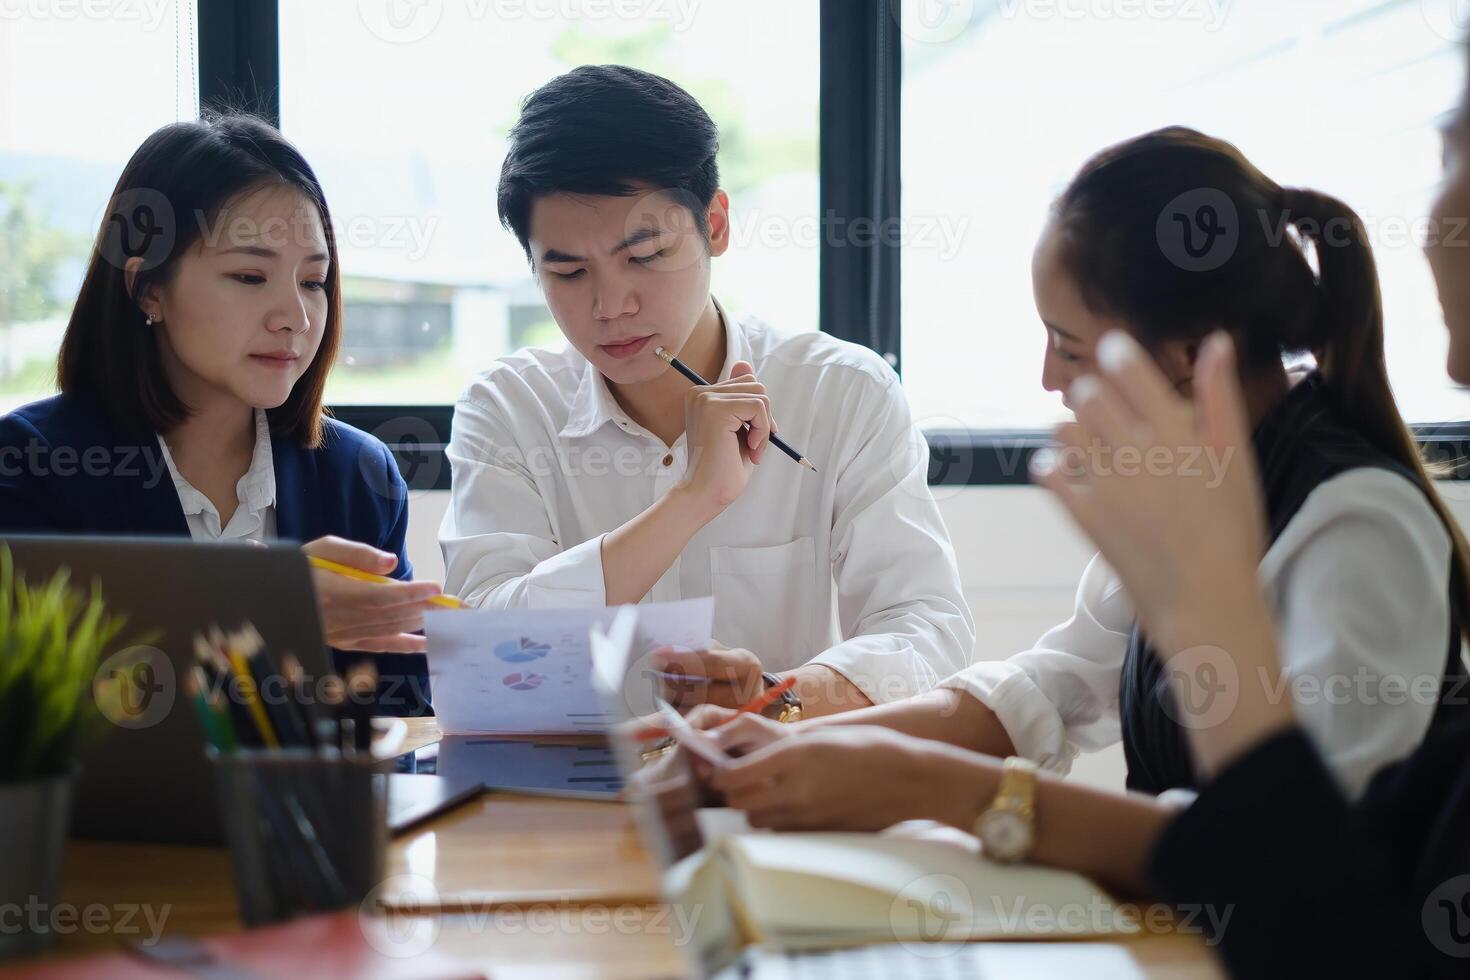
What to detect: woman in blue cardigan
<box><xmin>0</xmin><ymin>114</ymin><xmax>443</xmax><ymax>714</ymax></box>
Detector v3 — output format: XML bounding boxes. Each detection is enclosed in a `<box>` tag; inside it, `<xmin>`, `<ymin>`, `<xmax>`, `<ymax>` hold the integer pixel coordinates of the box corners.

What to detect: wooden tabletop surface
<box><xmin>12</xmin><ymin>717</ymin><xmax>1222</xmax><ymax>979</ymax></box>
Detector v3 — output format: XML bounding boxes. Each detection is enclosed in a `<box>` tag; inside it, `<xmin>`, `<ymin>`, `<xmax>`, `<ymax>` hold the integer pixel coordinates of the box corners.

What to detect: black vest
<box><xmin>1120</xmin><ymin>372</ymin><xmax>1470</xmax><ymax>794</ymax></box>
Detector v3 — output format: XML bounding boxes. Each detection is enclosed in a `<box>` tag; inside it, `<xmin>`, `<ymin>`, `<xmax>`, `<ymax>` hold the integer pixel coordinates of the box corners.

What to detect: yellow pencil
<box><xmin>226</xmin><ymin>636</ymin><xmax>279</xmax><ymax>750</ymax></box>
<box><xmin>306</xmin><ymin>556</ymin><xmax>463</xmax><ymax>608</ymax></box>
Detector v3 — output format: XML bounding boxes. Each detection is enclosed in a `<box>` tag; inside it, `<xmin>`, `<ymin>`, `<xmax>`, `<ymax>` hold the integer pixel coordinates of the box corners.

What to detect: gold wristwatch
<box><xmin>973</xmin><ymin>757</ymin><xmax>1038</xmax><ymax>863</ymax></box>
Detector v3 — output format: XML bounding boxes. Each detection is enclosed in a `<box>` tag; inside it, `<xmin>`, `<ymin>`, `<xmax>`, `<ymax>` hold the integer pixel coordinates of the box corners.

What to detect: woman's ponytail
<box><xmin>1055</xmin><ymin>128</ymin><xmax>1470</xmax><ymax>649</ymax></box>
<box><xmin>1282</xmin><ymin>187</ymin><xmax>1470</xmax><ymax>645</ymax></box>
<box><xmin>1279</xmin><ymin>187</ymin><xmax>1385</xmax><ymax>420</ymax></box>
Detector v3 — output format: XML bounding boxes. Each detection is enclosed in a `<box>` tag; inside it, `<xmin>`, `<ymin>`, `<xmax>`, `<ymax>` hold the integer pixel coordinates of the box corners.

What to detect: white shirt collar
<box><xmin>158</xmin><ymin>409</ymin><xmax>276</xmax><ymax>539</ymax></box>
<box><xmin>559</xmin><ymin>296</ymin><xmax>751</xmax><ymax>440</ymax></box>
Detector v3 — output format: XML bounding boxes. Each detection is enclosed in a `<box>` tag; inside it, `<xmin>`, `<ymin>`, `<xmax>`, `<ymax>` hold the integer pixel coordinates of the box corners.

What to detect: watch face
<box><xmin>978</xmin><ymin>811</ymin><xmax>1034</xmax><ymax>863</ymax></box>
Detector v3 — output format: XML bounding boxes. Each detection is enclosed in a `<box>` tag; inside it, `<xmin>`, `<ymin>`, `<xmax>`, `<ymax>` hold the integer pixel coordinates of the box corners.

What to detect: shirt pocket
<box><xmin>708</xmin><ymin>537</ymin><xmax>820</xmax><ymax>669</ymax></box>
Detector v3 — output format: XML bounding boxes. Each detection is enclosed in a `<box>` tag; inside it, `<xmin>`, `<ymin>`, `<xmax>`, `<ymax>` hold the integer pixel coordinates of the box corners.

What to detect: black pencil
<box><xmin>653</xmin><ymin>346</ymin><xmax>817</xmax><ymax>472</ymax></box>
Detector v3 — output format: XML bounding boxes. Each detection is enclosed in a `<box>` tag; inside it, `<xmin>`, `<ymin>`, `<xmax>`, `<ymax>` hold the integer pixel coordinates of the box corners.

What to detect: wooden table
<box><xmin>17</xmin><ymin>719</ymin><xmax>1223</xmax><ymax>978</ymax></box>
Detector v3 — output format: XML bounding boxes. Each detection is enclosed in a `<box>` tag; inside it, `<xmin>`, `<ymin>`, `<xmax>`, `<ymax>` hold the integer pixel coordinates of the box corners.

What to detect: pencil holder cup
<box><xmin>210</xmin><ymin>750</ymin><xmax>387</xmax><ymax>927</ymax></box>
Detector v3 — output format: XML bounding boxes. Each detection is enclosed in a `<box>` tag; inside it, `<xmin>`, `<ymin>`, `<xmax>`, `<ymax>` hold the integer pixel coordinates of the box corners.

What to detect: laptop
<box><xmin>2</xmin><ymin>535</ymin><xmax>339</xmax><ymax>844</ymax></box>
<box><xmin>589</xmin><ymin>609</ymin><xmax>1149</xmax><ymax>980</ymax></box>
<box><xmin>4</xmin><ymin>534</ymin><xmax>497</xmax><ymax>844</ymax></box>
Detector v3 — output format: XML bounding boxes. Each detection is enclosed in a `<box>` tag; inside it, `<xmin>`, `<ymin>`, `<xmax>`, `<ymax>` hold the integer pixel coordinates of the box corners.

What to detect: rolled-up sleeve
<box><xmin>810</xmin><ymin>374</ymin><xmax>976</xmax><ymax>704</ymax></box>
<box><xmin>439</xmin><ymin>396</ymin><xmax>607</xmax><ymax>609</ymax></box>
<box><xmin>939</xmin><ymin>554</ymin><xmax>1136</xmax><ymax>772</ymax></box>
<box><xmin>1263</xmin><ymin>468</ymin><xmax>1450</xmax><ymax>799</ymax></box>
<box><xmin>937</xmin><ymin>468</ymin><xmax>1452</xmax><ymax>794</ymax></box>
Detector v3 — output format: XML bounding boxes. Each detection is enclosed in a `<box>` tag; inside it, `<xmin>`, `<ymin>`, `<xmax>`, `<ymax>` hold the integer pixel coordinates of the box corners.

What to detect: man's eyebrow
<box><xmin>611</xmin><ymin>226</ymin><xmax>665</xmax><ymax>254</ymax></box>
<box><xmin>539</xmin><ymin>226</ymin><xmax>668</xmax><ymax>266</ymax></box>
<box><xmin>1043</xmin><ymin>320</ymin><xmax>1082</xmax><ymax>343</ymax></box>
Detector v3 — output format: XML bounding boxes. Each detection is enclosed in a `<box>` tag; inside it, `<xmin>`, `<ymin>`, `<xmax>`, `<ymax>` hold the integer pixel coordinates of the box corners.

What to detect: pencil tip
<box><xmin>802</xmin><ymin>458</ymin><xmax>818</xmax><ymax>472</ymax></box>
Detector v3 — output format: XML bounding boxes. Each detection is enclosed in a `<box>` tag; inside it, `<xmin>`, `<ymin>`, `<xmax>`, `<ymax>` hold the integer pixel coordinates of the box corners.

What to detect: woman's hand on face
<box><xmin>705</xmin><ymin>726</ymin><xmax>972</xmax><ymax>832</ymax></box>
<box><xmin>302</xmin><ymin>536</ymin><xmax>445</xmax><ymax>653</ymax></box>
<box><xmin>1033</xmin><ymin>330</ymin><xmax>1296</xmax><ymax>774</ymax></box>
<box><xmin>1032</xmin><ymin>331</ymin><xmax>1270</xmax><ymax>657</ymax></box>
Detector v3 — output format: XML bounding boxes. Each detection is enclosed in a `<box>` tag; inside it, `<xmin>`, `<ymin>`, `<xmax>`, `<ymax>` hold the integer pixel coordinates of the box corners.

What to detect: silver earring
<box><xmin>145</xmin><ymin>313</ymin><xmax>155</xmax><ymax>326</ymax></box>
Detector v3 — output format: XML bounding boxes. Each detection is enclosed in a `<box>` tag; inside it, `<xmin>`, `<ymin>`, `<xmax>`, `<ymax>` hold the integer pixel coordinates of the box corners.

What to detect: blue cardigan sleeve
<box><xmin>379</xmin><ymin>448</ymin><xmax>413</xmax><ymax>583</ymax></box>
<box><xmin>0</xmin><ymin>412</ymin><xmax>66</xmax><ymax>531</ymax></box>
<box><xmin>328</xmin><ymin>426</ymin><xmax>431</xmax><ymax>714</ymax></box>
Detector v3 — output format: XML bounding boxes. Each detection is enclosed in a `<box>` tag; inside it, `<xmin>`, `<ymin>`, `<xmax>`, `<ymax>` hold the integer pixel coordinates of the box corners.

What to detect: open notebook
<box><xmin>705</xmin><ymin>828</ymin><xmax>1135</xmax><ymax>949</ymax></box>
<box><xmin>590</xmin><ymin>609</ymin><xmax>1137</xmax><ymax>975</ymax></box>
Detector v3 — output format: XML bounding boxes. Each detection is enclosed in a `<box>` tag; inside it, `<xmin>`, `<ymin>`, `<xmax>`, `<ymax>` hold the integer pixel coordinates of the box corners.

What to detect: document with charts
<box><xmin>424</xmin><ymin>597</ymin><xmax>714</xmax><ymax>734</ymax></box>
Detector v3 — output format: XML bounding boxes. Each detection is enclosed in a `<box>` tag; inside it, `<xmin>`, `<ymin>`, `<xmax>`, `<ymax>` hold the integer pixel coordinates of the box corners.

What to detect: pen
<box><xmin>738</xmin><ymin>674</ymin><xmax>799</xmax><ymax>716</ymax></box>
<box><xmin>635</xmin><ymin>674</ymin><xmax>801</xmax><ymax>741</ymax></box>
<box><xmin>227</xmin><ymin>631</ymin><xmax>279</xmax><ymax>750</ymax></box>
<box><xmin>202</xmin><ymin>680</ymin><xmax>238</xmax><ymax>752</ymax></box>
<box><xmin>343</xmin><ymin>663</ymin><xmax>377</xmax><ymax>756</ymax></box>
<box><xmin>306</xmin><ymin>556</ymin><xmax>463</xmax><ymax>608</ymax></box>
<box><xmin>198</xmin><ymin>629</ymin><xmax>260</xmax><ymax>749</ymax></box>
<box><xmin>186</xmin><ymin>665</ymin><xmax>226</xmax><ymax>751</ymax></box>
<box><xmin>239</xmin><ymin>624</ymin><xmax>307</xmax><ymax>748</ymax></box>
<box><xmin>642</xmin><ymin>668</ymin><xmax>712</xmax><ymax>686</ymax></box>
<box><xmin>281</xmin><ymin>653</ymin><xmax>322</xmax><ymax>750</ymax></box>
<box><xmin>653</xmin><ymin>346</ymin><xmax>817</xmax><ymax>472</ymax></box>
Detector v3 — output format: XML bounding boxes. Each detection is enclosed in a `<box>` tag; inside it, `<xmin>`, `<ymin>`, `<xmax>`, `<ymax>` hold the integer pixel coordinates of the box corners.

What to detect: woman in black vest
<box><xmin>1016</xmin><ymin>90</ymin><xmax>1470</xmax><ymax>971</ymax></box>
<box><xmin>694</xmin><ymin>127</ymin><xmax>1470</xmax><ymax>800</ymax></box>
<box><xmin>678</xmin><ymin>121</ymin><xmax>1470</xmax><ymax>972</ymax></box>
<box><xmin>677</xmin><ymin>127</ymin><xmax>1470</xmax><ymax>972</ymax></box>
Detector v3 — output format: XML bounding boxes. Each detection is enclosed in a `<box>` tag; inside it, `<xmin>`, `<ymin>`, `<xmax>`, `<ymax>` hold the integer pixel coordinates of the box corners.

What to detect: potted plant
<box><xmin>0</xmin><ymin>544</ymin><xmax>137</xmax><ymax>958</ymax></box>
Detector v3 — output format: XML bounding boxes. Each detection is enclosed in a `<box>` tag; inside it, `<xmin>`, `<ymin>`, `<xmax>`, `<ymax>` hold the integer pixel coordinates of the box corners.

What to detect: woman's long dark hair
<box><xmin>1054</xmin><ymin>125</ymin><xmax>1470</xmax><ymax>644</ymax></box>
<box><xmin>58</xmin><ymin>112</ymin><xmax>341</xmax><ymax>447</ymax></box>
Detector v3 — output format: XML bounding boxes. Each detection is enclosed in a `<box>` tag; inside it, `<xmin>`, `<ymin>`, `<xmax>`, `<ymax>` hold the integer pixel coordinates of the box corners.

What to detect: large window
<box><xmin>9</xmin><ymin>1</ymin><xmax>1470</xmax><ymax>465</ymax></box>
<box><xmin>0</xmin><ymin>1</ymin><xmax>197</xmax><ymax>414</ymax></box>
<box><xmin>900</xmin><ymin>0</ymin><xmax>1467</xmax><ymax>430</ymax></box>
<box><xmin>279</xmin><ymin>2</ymin><xmax>819</xmax><ymax>405</ymax></box>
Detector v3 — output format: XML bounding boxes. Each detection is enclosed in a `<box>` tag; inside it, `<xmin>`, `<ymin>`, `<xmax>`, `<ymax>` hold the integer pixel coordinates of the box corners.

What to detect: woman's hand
<box><xmin>705</xmin><ymin>726</ymin><xmax>981</xmax><ymax>832</ymax></box>
<box><xmin>302</xmin><ymin>536</ymin><xmax>445</xmax><ymax>653</ymax></box>
<box><xmin>686</xmin><ymin>704</ymin><xmax>795</xmax><ymax>757</ymax></box>
<box><xmin>1033</xmin><ymin>331</ymin><xmax>1267</xmax><ymax>654</ymax></box>
<box><xmin>1031</xmin><ymin>331</ymin><xmax>1293</xmax><ymax>773</ymax></box>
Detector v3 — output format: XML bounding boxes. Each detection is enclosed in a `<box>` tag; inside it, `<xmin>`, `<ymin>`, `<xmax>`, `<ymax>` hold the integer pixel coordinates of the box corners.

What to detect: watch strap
<box><xmin>760</xmin><ymin>671</ymin><xmax>802</xmax><ymax>722</ymax></box>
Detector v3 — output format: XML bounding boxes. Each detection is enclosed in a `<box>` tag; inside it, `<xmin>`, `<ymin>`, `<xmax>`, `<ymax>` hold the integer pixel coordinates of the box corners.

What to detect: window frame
<box><xmin>196</xmin><ymin>0</ymin><xmax>1470</xmax><ymax>489</ymax></box>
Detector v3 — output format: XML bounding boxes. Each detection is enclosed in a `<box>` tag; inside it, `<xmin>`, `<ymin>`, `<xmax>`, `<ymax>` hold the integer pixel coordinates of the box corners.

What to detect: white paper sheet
<box><xmin>424</xmin><ymin>597</ymin><xmax>714</xmax><ymax>734</ymax></box>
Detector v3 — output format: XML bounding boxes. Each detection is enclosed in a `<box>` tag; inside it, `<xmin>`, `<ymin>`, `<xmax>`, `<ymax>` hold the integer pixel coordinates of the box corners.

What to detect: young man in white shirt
<box><xmin>440</xmin><ymin>65</ymin><xmax>974</xmax><ymax>717</ymax></box>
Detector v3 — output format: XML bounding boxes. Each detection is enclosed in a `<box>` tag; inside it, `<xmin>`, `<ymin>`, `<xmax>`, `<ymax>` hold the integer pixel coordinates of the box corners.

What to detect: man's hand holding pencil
<box><xmin>648</xmin><ymin>640</ymin><xmax>768</xmax><ymax>710</ymax></box>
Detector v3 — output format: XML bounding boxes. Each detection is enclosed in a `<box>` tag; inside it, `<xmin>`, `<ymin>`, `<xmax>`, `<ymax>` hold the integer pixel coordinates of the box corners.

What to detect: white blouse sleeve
<box><xmin>939</xmin><ymin>466</ymin><xmax>1455</xmax><ymax>800</ymax></box>
<box><xmin>939</xmin><ymin>553</ymin><xmax>1137</xmax><ymax>773</ymax></box>
<box><xmin>1263</xmin><ymin>467</ymin><xmax>1452</xmax><ymax>800</ymax></box>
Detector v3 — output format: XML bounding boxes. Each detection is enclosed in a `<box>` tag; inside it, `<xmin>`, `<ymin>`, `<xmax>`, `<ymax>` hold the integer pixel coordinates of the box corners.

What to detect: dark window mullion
<box><xmin>198</xmin><ymin>0</ymin><xmax>280</xmax><ymax>126</ymax></box>
<box><xmin>819</xmin><ymin>0</ymin><xmax>903</xmax><ymax>372</ymax></box>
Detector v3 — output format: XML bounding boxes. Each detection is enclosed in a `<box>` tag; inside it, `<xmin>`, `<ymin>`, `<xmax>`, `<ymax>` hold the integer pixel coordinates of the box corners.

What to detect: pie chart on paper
<box><xmin>495</xmin><ymin>638</ymin><xmax>552</xmax><ymax>663</ymax></box>
<box><xmin>502</xmin><ymin>672</ymin><xmax>546</xmax><ymax>692</ymax></box>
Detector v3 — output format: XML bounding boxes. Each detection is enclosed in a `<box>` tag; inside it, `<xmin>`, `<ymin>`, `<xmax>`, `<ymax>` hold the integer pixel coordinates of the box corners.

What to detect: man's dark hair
<box><xmin>497</xmin><ymin>65</ymin><xmax>721</xmax><ymax>260</ymax></box>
